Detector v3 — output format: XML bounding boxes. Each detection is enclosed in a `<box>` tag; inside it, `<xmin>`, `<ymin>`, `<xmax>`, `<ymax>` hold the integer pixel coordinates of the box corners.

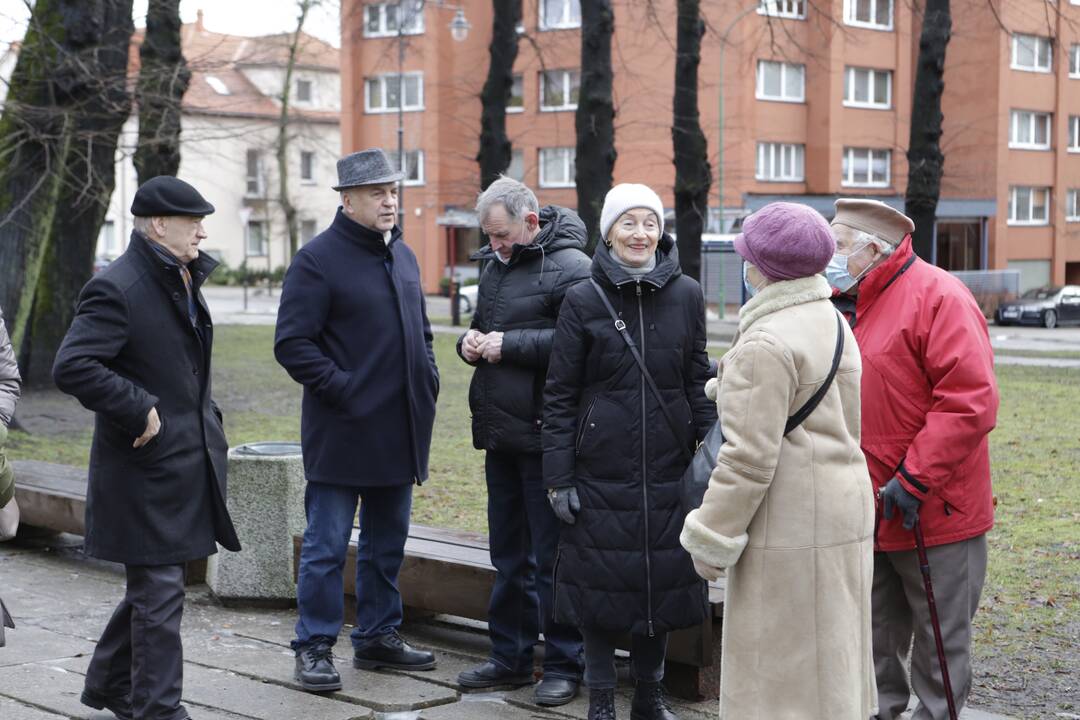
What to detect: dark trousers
<box><xmin>485</xmin><ymin>451</ymin><xmax>583</xmax><ymax>680</ymax></box>
<box><xmin>873</xmin><ymin>534</ymin><xmax>988</xmax><ymax>720</ymax></box>
<box><xmin>582</xmin><ymin>628</ymin><xmax>667</xmax><ymax>691</ymax></box>
<box><xmin>293</xmin><ymin>481</ymin><xmax>413</xmax><ymax>650</ymax></box>
<box><xmin>84</xmin><ymin>564</ymin><xmax>187</xmax><ymax>720</ymax></box>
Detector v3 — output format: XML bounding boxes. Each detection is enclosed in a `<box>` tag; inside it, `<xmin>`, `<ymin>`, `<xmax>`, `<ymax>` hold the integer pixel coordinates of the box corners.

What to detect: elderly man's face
<box><xmin>343</xmin><ymin>183</ymin><xmax>399</xmax><ymax>232</ymax></box>
<box><xmin>481</xmin><ymin>203</ymin><xmax>539</xmax><ymax>260</ymax></box>
<box><xmin>832</xmin><ymin>224</ymin><xmax>886</xmax><ymax>280</ymax></box>
<box><xmin>153</xmin><ymin>216</ymin><xmax>206</xmax><ymax>264</ymax></box>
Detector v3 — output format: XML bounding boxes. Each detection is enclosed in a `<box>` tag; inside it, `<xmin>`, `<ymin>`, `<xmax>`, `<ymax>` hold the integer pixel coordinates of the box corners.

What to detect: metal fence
<box><xmin>700</xmin><ymin>238</ymin><xmax>744</xmax><ymax>309</ymax></box>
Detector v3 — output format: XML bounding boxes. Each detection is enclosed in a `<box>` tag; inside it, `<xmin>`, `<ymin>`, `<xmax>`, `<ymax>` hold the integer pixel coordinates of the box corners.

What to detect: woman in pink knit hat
<box><xmin>680</xmin><ymin>202</ymin><xmax>877</xmax><ymax>718</ymax></box>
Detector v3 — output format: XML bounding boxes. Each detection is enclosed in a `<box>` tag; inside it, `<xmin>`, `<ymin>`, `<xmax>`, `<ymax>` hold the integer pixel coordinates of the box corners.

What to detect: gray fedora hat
<box><xmin>333</xmin><ymin>148</ymin><xmax>404</xmax><ymax>191</ymax></box>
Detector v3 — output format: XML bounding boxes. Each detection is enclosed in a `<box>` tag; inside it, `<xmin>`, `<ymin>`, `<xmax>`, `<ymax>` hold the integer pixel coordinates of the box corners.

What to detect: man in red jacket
<box><xmin>827</xmin><ymin>199</ymin><xmax>999</xmax><ymax>720</ymax></box>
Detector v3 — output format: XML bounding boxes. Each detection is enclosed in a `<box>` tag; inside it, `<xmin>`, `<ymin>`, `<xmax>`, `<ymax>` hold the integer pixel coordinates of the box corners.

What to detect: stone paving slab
<box><xmin>0</xmin><ymin>624</ymin><xmax>96</xmax><ymax>668</ymax></box>
<box><xmin>420</xmin><ymin>694</ymin><xmax>556</xmax><ymax>719</ymax></box>
<box><xmin>0</xmin><ymin>661</ymin><xmax>130</xmax><ymax>719</ymax></box>
<box><xmin>0</xmin><ymin>696</ymin><xmax>69</xmax><ymax>720</ymax></box>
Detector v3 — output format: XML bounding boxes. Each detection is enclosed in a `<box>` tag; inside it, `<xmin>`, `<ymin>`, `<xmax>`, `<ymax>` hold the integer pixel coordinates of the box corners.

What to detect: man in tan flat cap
<box><xmin>825</xmin><ymin>199</ymin><xmax>999</xmax><ymax>719</ymax></box>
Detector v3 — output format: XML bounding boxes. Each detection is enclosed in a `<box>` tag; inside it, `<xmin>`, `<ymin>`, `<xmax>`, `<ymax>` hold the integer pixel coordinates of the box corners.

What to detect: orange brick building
<box><xmin>341</xmin><ymin>0</ymin><xmax>1080</xmax><ymax>293</ymax></box>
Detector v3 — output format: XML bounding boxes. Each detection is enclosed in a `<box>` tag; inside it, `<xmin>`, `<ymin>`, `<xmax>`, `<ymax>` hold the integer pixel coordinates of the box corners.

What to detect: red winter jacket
<box><xmin>844</xmin><ymin>237</ymin><xmax>999</xmax><ymax>552</ymax></box>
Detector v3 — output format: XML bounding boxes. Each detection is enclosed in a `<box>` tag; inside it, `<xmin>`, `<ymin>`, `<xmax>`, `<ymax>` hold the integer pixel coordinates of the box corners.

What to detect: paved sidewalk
<box><xmin>0</xmin><ymin>536</ymin><xmax>1013</xmax><ymax>719</ymax></box>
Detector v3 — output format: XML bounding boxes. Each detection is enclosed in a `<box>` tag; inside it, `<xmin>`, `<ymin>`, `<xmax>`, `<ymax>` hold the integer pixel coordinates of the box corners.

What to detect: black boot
<box><xmin>630</xmin><ymin>681</ymin><xmax>678</xmax><ymax>720</ymax></box>
<box><xmin>588</xmin><ymin>688</ymin><xmax>617</xmax><ymax>720</ymax></box>
<box><xmin>294</xmin><ymin>642</ymin><xmax>342</xmax><ymax>692</ymax></box>
<box><xmin>353</xmin><ymin>629</ymin><xmax>436</xmax><ymax>670</ymax></box>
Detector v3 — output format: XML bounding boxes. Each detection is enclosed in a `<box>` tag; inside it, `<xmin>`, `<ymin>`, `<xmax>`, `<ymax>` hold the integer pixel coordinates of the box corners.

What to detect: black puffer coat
<box><xmin>458</xmin><ymin>206</ymin><xmax>591</xmax><ymax>454</ymax></box>
<box><xmin>542</xmin><ymin>235</ymin><xmax>716</xmax><ymax>635</ymax></box>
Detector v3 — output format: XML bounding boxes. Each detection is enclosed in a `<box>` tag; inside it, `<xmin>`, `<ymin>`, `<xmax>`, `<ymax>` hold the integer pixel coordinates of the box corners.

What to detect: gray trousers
<box><xmin>873</xmin><ymin>534</ymin><xmax>988</xmax><ymax>720</ymax></box>
<box><xmin>84</xmin><ymin>564</ymin><xmax>188</xmax><ymax>720</ymax></box>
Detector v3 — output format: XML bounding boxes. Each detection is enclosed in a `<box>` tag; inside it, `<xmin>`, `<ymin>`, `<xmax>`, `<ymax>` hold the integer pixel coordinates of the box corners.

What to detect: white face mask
<box><xmin>743</xmin><ymin>262</ymin><xmax>766</xmax><ymax>298</ymax></box>
<box><xmin>825</xmin><ymin>241</ymin><xmax>874</xmax><ymax>293</ymax></box>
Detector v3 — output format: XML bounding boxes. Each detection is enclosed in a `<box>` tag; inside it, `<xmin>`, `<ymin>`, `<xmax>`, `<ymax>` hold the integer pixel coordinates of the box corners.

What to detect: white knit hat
<box><xmin>599</xmin><ymin>183</ymin><xmax>665</xmax><ymax>244</ymax></box>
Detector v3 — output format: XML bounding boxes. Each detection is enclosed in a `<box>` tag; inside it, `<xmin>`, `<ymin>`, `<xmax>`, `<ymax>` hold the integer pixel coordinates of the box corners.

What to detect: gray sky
<box><xmin>0</xmin><ymin>1</ymin><xmax>341</xmax><ymax>48</ymax></box>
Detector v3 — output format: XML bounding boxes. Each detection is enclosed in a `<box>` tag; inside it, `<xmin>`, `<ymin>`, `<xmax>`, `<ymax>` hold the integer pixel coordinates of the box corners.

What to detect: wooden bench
<box><xmin>10</xmin><ymin>460</ymin><xmax>208</xmax><ymax>584</ymax></box>
<box><xmin>293</xmin><ymin>524</ymin><xmax>725</xmax><ymax>700</ymax></box>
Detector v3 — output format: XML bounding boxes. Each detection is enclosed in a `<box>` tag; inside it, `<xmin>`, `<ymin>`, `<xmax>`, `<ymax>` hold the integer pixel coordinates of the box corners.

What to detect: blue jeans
<box><xmin>485</xmin><ymin>452</ymin><xmax>583</xmax><ymax>680</ymax></box>
<box><xmin>293</xmin><ymin>481</ymin><xmax>413</xmax><ymax>650</ymax></box>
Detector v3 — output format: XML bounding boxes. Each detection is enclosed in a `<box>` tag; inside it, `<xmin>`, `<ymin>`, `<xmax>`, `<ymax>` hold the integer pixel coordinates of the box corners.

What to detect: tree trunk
<box><xmin>277</xmin><ymin>0</ymin><xmax>314</xmax><ymax>262</ymax></box>
<box><xmin>134</xmin><ymin>0</ymin><xmax>190</xmax><ymax>183</ymax></box>
<box><xmin>672</xmin><ymin>0</ymin><xmax>710</xmax><ymax>282</ymax></box>
<box><xmin>477</xmin><ymin>0</ymin><xmax>523</xmax><ymax>191</ymax></box>
<box><xmin>575</xmin><ymin>0</ymin><xmax>616</xmax><ymax>252</ymax></box>
<box><xmin>0</xmin><ymin>0</ymin><xmax>135</xmax><ymax>386</ymax></box>
<box><xmin>904</xmin><ymin>0</ymin><xmax>951</xmax><ymax>262</ymax></box>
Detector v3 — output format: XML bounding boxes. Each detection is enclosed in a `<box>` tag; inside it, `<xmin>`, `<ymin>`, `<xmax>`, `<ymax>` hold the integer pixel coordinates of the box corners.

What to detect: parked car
<box><xmin>456</xmin><ymin>283</ymin><xmax>478</xmax><ymax>315</ymax></box>
<box><xmin>995</xmin><ymin>285</ymin><xmax>1080</xmax><ymax>328</ymax></box>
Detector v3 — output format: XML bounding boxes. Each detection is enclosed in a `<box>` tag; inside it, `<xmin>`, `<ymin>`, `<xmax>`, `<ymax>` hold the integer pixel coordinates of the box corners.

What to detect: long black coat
<box><xmin>457</xmin><ymin>206</ymin><xmax>591</xmax><ymax>455</ymax></box>
<box><xmin>53</xmin><ymin>231</ymin><xmax>240</xmax><ymax>565</ymax></box>
<box><xmin>274</xmin><ymin>210</ymin><xmax>438</xmax><ymax>487</ymax></box>
<box><xmin>542</xmin><ymin>236</ymin><xmax>716</xmax><ymax>635</ymax></box>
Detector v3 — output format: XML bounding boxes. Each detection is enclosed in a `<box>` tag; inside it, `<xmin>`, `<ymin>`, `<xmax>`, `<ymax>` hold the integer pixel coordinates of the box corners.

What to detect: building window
<box><xmin>1070</xmin><ymin>116</ymin><xmax>1080</xmax><ymax>152</ymax></box>
<box><xmin>756</xmin><ymin>142</ymin><xmax>805</xmax><ymax>182</ymax></box>
<box><xmin>507</xmin><ymin>149</ymin><xmax>525</xmax><ymax>182</ymax></box>
<box><xmin>1009</xmin><ymin>110</ymin><xmax>1052</xmax><ymax>150</ymax></box>
<box><xmin>538</xmin><ymin>147</ymin><xmax>575</xmax><ymax>188</ymax></box>
<box><xmin>841</xmin><ymin>147</ymin><xmax>890</xmax><ymax>187</ymax></box>
<box><xmin>296</xmin><ymin>78</ymin><xmax>313</xmax><ymax>103</ymax></box>
<box><xmin>540</xmin><ymin>69</ymin><xmax>580</xmax><ymax>111</ymax></box>
<box><xmin>508</xmin><ymin>74</ymin><xmax>524</xmax><ymax>112</ymax></box>
<box><xmin>98</xmin><ymin>220</ymin><xmax>120</xmax><ymax>258</ymax></box>
<box><xmin>364</xmin><ymin>73</ymin><xmax>423</xmax><ymax>113</ymax></box>
<box><xmin>1071</xmin><ymin>45</ymin><xmax>1080</xmax><ymax>78</ymax></box>
<box><xmin>758</xmin><ymin>0</ymin><xmax>806</xmax><ymax>19</ymax></box>
<box><xmin>1067</xmin><ymin>190</ymin><xmax>1080</xmax><ymax>222</ymax></box>
<box><xmin>246</xmin><ymin>221</ymin><xmax>269</xmax><ymax>256</ymax></box>
<box><xmin>843</xmin><ymin>67</ymin><xmax>892</xmax><ymax>109</ymax></box>
<box><xmin>301</xmin><ymin>219</ymin><xmax>318</xmax><ymax>244</ymax></box>
<box><xmin>363</xmin><ymin>2</ymin><xmax>424</xmax><ymax>37</ymax></box>
<box><xmin>245</xmin><ymin>149</ymin><xmax>264</xmax><ymax>196</ymax></box>
<box><xmin>205</xmin><ymin>75</ymin><xmax>230</xmax><ymax>95</ymax></box>
<box><xmin>539</xmin><ymin>0</ymin><xmax>581</xmax><ymax>29</ymax></box>
<box><xmin>388</xmin><ymin>149</ymin><xmax>424</xmax><ymax>186</ymax></box>
<box><xmin>1011</xmin><ymin>34</ymin><xmax>1052</xmax><ymax>73</ymax></box>
<box><xmin>843</xmin><ymin>0</ymin><xmax>893</xmax><ymax>30</ymax></box>
<box><xmin>1008</xmin><ymin>186</ymin><xmax>1050</xmax><ymax>225</ymax></box>
<box><xmin>756</xmin><ymin>60</ymin><xmax>805</xmax><ymax>102</ymax></box>
<box><xmin>300</xmin><ymin>151</ymin><xmax>315</xmax><ymax>183</ymax></box>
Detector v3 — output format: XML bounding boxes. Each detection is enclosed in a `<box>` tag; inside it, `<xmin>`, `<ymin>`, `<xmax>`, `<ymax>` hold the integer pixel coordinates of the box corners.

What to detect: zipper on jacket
<box><xmin>576</xmin><ymin>397</ymin><xmax>598</xmax><ymax>455</ymax></box>
<box><xmin>636</xmin><ymin>281</ymin><xmax>655</xmax><ymax>638</ymax></box>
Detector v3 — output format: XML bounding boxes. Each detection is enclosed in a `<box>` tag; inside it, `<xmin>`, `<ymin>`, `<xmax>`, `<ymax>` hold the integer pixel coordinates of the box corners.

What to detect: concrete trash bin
<box><xmin>207</xmin><ymin>441</ymin><xmax>306</xmax><ymax>605</ymax></box>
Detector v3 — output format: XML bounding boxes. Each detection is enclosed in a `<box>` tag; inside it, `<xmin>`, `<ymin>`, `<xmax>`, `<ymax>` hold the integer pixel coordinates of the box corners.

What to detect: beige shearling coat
<box><xmin>680</xmin><ymin>275</ymin><xmax>876</xmax><ymax>719</ymax></box>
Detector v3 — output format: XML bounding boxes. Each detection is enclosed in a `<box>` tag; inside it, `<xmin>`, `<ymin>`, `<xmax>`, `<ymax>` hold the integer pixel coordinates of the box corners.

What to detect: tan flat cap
<box><xmin>831</xmin><ymin>199</ymin><xmax>915</xmax><ymax>246</ymax></box>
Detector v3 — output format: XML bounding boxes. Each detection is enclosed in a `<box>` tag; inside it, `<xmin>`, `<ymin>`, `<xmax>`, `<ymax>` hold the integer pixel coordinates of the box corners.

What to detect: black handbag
<box><xmin>590</xmin><ymin>280</ymin><xmax>845</xmax><ymax>514</ymax></box>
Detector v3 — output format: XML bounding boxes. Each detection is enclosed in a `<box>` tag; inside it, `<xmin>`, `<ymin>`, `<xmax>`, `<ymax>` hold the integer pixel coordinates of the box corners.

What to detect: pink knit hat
<box><xmin>733</xmin><ymin>202</ymin><xmax>836</xmax><ymax>281</ymax></box>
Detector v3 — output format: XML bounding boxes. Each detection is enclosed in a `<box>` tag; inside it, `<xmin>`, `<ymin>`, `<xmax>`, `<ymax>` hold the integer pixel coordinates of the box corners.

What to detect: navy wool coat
<box><xmin>53</xmin><ymin>231</ymin><xmax>240</xmax><ymax>565</ymax></box>
<box><xmin>274</xmin><ymin>209</ymin><xmax>439</xmax><ymax>487</ymax></box>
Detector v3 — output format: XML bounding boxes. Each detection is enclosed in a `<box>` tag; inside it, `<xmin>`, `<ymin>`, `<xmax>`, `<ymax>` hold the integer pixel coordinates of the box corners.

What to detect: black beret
<box><xmin>131</xmin><ymin>176</ymin><xmax>215</xmax><ymax>217</ymax></box>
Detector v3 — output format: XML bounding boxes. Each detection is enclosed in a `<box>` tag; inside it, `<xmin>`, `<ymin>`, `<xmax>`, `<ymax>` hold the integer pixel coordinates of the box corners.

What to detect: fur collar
<box><xmin>739</xmin><ymin>275</ymin><xmax>832</xmax><ymax>333</ymax></box>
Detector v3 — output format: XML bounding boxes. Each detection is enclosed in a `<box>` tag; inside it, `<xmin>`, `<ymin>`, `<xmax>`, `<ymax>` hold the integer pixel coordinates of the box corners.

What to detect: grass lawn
<box><xmin>6</xmin><ymin>325</ymin><xmax>1077</xmax><ymax>715</ymax></box>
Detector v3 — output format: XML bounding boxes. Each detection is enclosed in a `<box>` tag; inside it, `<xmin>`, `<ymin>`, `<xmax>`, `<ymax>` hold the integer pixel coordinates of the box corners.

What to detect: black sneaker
<box><xmin>353</xmin><ymin>630</ymin><xmax>436</xmax><ymax>670</ymax></box>
<box><xmin>80</xmin><ymin>687</ymin><xmax>134</xmax><ymax>720</ymax></box>
<box><xmin>294</xmin><ymin>642</ymin><xmax>342</xmax><ymax>692</ymax></box>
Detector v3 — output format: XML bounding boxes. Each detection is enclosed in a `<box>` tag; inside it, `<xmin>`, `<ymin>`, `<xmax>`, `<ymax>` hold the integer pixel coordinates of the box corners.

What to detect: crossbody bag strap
<box><xmin>590</xmin><ymin>280</ymin><xmax>692</xmax><ymax>462</ymax></box>
<box><xmin>784</xmin><ymin>310</ymin><xmax>845</xmax><ymax>435</ymax></box>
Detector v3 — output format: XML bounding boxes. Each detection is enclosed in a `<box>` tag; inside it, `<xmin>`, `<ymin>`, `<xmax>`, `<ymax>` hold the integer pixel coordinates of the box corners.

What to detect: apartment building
<box><xmin>341</xmin><ymin>0</ymin><xmax>1080</xmax><ymax>292</ymax></box>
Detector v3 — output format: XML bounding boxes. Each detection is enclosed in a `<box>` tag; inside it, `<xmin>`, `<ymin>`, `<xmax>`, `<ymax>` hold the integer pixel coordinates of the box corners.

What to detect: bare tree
<box><xmin>575</xmin><ymin>0</ymin><xmax>616</xmax><ymax>251</ymax></box>
<box><xmin>276</xmin><ymin>0</ymin><xmax>317</xmax><ymax>261</ymax></box>
<box><xmin>0</xmin><ymin>0</ymin><xmax>135</xmax><ymax>385</ymax></box>
<box><xmin>134</xmin><ymin>0</ymin><xmax>190</xmax><ymax>182</ymax></box>
<box><xmin>904</xmin><ymin>0</ymin><xmax>951</xmax><ymax>261</ymax></box>
<box><xmin>672</xmin><ymin>0</ymin><xmax>710</xmax><ymax>282</ymax></box>
<box><xmin>478</xmin><ymin>0</ymin><xmax>523</xmax><ymax>191</ymax></box>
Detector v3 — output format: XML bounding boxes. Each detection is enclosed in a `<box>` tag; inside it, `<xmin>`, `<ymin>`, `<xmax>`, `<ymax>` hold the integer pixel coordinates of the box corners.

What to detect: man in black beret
<box><xmin>54</xmin><ymin>175</ymin><xmax>239</xmax><ymax>720</ymax></box>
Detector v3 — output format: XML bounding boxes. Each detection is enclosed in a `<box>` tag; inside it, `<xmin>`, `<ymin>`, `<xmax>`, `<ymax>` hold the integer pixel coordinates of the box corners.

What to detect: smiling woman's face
<box><xmin>608</xmin><ymin>209</ymin><xmax>660</xmax><ymax>267</ymax></box>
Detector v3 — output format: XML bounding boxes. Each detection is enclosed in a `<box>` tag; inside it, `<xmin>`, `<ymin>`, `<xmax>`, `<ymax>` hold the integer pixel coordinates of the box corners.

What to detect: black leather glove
<box><xmin>547</xmin><ymin>486</ymin><xmax>580</xmax><ymax>525</ymax></box>
<box><xmin>880</xmin><ymin>476</ymin><xmax>921</xmax><ymax>530</ymax></box>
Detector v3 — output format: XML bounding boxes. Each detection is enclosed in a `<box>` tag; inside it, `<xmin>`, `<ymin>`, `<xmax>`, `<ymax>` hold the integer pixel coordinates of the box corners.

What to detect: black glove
<box><xmin>548</xmin><ymin>486</ymin><xmax>580</xmax><ymax>525</ymax></box>
<box><xmin>880</xmin><ymin>476</ymin><xmax>921</xmax><ymax>530</ymax></box>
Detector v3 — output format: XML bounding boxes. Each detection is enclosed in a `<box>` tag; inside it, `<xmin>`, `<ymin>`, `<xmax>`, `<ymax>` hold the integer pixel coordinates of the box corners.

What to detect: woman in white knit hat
<box><xmin>542</xmin><ymin>184</ymin><xmax>717</xmax><ymax>720</ymax></box>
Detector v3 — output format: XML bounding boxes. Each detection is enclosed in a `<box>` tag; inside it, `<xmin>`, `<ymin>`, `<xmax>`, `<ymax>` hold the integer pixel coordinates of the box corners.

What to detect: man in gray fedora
<box><xmin>276</xmin><ymin>148</ymin><xmax>440</xmax><ymax>692</ymax></box>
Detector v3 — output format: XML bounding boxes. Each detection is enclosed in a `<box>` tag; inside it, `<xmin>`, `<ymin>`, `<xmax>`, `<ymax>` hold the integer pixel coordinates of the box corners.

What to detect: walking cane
<box><xmin>913</xmin><ymin>517</ymin><xmax>959</xmax><ymax>720</ymax></box>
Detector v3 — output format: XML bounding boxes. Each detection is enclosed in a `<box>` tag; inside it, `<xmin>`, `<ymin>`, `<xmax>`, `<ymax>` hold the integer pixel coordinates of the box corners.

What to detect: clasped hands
<box><xmin>461</xmin><ymin>329</ymin><xmax>504</xmax><ymax>364</ymax></box>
